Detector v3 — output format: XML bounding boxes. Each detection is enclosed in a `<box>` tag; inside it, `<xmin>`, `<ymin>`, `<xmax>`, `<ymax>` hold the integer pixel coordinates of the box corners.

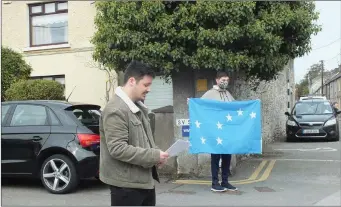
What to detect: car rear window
<box><xmin>65</xmin><ymin>105</ymin><xmax>101</xmax><ymax>126</ymax></box>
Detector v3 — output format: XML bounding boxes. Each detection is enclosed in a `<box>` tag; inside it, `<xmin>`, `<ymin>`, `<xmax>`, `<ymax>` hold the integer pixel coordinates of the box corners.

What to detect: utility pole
<box><xmin>307</xmin><ymin>72</ymin><xmax>311</xmax><ymax>94</ymax></box>
<box><xmin>320</xmin><ymin>60</ymin><xmax>324</xmax><ymax>96</ymax></box>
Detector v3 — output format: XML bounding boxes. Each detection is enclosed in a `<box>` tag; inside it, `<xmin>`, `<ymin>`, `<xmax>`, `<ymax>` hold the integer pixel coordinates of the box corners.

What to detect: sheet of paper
<box><xmin>166</xmin><ymin>139</ymin><xmax>190</xmax><ymax>157</ymax></box>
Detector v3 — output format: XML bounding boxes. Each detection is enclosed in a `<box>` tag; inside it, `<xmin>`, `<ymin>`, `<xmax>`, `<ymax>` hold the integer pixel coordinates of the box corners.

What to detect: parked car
<box><xmin>285</xmin><ymin>99</ymin><xmax>340</xmax><ymax>142</ymax></box>
<box><xmin>1</xmin><ymin>100</ymin><xmax>101</xmax><ymax>194</ymax></box>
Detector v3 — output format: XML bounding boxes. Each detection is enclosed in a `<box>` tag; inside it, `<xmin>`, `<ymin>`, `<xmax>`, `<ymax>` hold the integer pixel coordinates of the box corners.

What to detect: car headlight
<box><xmin>287</xmin><ymin>120</ymin><xmax>297</xmax><ymax>126</ymax></box>
<box><xmin>325</xmin><ymin>118</ymin><xmax>336</xmax><ymax>126</ymax></box>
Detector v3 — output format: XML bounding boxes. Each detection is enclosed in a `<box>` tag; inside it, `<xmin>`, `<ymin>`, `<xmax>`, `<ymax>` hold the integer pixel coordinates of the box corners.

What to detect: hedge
<box><xmin>5</xmin><ymin>79</ymin><xmax>65</xmax><ymax>101</ymax></box>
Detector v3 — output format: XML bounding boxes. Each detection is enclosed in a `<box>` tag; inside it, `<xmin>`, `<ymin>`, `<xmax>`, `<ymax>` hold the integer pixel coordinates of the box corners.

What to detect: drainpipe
<box><xmin>287</xmin><ymin>67</ymin><xmax>291</xmax><ymax>112</ymax></box>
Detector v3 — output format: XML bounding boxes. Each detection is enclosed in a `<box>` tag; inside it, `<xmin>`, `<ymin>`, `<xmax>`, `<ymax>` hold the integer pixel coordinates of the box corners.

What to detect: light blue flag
<box><xmin>188</xmin><ymin>98</ymin><xmax>262</xmax><ymax>154</ymax></box>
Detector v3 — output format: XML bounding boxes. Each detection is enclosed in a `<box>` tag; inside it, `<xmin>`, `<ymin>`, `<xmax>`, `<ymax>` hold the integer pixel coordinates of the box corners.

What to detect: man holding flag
<box><xmin>200</xmin><ymin>71</ymin><xmax>238</xmax><ymax>192</ymax></box>
<box><xmin>188</xmin><ymin>71</ymin><xmax>262</xmax><ymax>193</ymax></box>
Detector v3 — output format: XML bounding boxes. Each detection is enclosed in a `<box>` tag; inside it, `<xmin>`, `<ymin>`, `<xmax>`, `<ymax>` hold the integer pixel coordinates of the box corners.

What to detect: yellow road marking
<box><xmin>173</xmin><ymin>160</ymin><xmax>273</xmax><ymax>185</ymax></box>
<box><xmin>235</xmin><ymin>160</ymin><xmax>276</xmax><ymax>185</ymax></box>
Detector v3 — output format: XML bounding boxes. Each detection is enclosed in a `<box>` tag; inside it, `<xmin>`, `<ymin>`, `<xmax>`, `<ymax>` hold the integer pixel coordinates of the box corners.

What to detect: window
<box><xmin>31</xmin><ymin>75</ymin><xmax>65</xmax><ymax>88</ymax></box>
<box><xmin>10</xmin><ymin>105</ymin><xmax>48</xmax><ymax>126</ymax></box>
<box><xmin>2</xmin><ymin>105</ymin><xmax>11</xmax><ymax>124</ymax></box>
<box><xmin>29</xmin><ymin>2</ymin><xmax>68</xmax><ymax>47</ymax></box>
<box><xmin>294</xmin><ymin>101</ymin><xmax>333</xmax><ymax>115</ymax></box>
<box><xmin>48</xmin><ymin>108</ymin><xmax>61</xmax><ymax>125</ymax></box>
<box><xmin>69</xmin><ymin>108</ymin><xmax>101</xmax><ymax>125</ymax></box>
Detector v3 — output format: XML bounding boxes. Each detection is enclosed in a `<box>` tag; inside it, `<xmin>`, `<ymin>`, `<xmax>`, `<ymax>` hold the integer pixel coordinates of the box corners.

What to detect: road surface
<box><xmin>2</xmin><ymin>139</ymin><xmax>340</xmax><ymax>206</ymax></box>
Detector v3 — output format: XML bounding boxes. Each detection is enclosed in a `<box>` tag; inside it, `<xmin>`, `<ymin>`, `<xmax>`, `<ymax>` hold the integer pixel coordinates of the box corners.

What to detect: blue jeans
<box><xmin>211</xmin><ymin>154</ymin><xmax>231</xmax><ymax>186</ymax></box>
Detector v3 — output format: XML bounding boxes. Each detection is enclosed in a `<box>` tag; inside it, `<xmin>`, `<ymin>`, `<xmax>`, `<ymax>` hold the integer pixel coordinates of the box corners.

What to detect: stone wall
<box><xmin>172</xmin><ymin>70</ymin><xmax>199</xmax><ymax>176</ymax></box>
<box><xmin>172</xmin><ymin>60</ymin><xmax>295</xmax><ymax>177</ymax></box>
<box><xmin>150</xmin><ymin>106</ymin><xmax>178</xmax><ymax>176</ymax></box>
<box><xmin>232</xmin><ymin>61</ymin><xmax>294</xmax><ymax>145</ymax></box>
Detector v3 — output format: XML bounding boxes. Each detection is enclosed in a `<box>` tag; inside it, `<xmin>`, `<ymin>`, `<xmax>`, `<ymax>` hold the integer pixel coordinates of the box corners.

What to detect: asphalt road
<box><xmin>2</xmin><ymin>139</ymin><xmax>340</xmax><ymax>206</ymax></box>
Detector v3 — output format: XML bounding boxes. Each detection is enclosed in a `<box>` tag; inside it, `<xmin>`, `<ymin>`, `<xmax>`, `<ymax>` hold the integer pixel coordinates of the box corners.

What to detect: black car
<box><xmin>1</xmin><ymin>100</ymin><xmax>101</xmax><ymax>194</ymax></box>
<box><xmin>285</xmin><ymin>99</ymin><xmax>341</xmax><ymax>142</ymax></box>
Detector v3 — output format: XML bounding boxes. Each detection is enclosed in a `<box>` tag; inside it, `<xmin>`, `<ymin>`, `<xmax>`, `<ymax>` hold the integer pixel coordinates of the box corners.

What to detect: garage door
<box><xmin>144</xmin><ymin>76</ymin><xmax>173</xmax><ymax>111</ymax></box>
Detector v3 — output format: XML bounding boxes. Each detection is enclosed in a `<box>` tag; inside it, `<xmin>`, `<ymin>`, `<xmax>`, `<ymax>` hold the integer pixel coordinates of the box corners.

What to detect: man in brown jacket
<box><xmin>99</xmin><ymin>60</ymin><xmax>169</xmax><ymax>206</ymax></box>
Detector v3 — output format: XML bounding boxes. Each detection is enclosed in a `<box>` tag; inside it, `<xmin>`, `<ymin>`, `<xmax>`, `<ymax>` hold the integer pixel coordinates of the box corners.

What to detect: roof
<box><xmin>2</xmin><ymin>100</ymin><xmax>100</xmax><ymax>109</ymax></box>
<box><xmin>326</xmin><ymin>72</ymin><xmax>341</xmax><ymax>84</ymax></box>
<box><xmin>298</xmin><ymin>99</ymin><xmax>329</xmax><ymax>103</ymax></box>
<box><xmin>313</xmin><ymin>72</ymin><xmax>341</xmax><ymax>93</ymax></box>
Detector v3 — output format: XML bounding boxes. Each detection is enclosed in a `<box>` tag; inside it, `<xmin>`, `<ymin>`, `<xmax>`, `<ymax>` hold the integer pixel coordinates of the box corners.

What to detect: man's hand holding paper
<box><xmin>166</xmin><ymin>139</ymin><xmax>190</xmax><ymax>157</ymax></box>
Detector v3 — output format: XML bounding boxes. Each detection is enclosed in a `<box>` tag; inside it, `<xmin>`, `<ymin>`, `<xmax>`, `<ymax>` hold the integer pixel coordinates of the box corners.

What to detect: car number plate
<box><xmin>303</xmin><ymin>129</ymin><xmax>319</xmax><ymax>134</ymax></box>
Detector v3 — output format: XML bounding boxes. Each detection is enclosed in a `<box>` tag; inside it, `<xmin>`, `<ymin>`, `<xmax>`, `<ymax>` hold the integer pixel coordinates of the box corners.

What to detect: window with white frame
<box><xmin>29</xmin><ymin>2</ymin><xmax>68</xmax><ymax>47</ymax></box>
<box><xmin>31</xmin><ymin>75</ymin><xmax>65</xmax><ymax>88</ymax></box>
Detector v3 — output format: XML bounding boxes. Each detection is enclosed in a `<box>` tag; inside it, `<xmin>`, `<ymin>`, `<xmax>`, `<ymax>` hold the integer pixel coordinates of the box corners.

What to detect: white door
<box><xmin>144</xmin><ymin>76</ymin><xmax>173</xmax><ymax>111</ymax></box>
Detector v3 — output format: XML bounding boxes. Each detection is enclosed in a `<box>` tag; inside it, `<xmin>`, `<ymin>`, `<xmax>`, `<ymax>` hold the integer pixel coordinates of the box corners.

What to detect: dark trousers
<box><xmin>211</xmin><ymin>154</ymin><xmax>231</xmax><ymax>185</ymax></box>
<box><xmin>110</xmin><ymin>185</ymin><xmax>155</xmax><ymax>206</ymax></box>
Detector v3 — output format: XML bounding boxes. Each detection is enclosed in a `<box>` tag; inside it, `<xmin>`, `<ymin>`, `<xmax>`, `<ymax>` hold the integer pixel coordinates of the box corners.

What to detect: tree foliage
<box><xmin>295</xmin><ymin>80</ymin><xmax>309</xmax><ymax>98</ymax></box>
<box><xmin>1</xmin><ymin>46</ymin><xmax>32</xmax><ymax>101</ymax></box>
<box><xmin>5</xmin><ymin>80</ymin><xmax>65</xmax><ymax>101</ymax></box>
<box><xmin>296</xmin><ymin>62</ymin><xmax>340</xmax><ymax>98</ymax></box>
<box><xmin>92</xmin><ymin>1</ymin><xmax>320</xmax><ymax>81</ymax></box>
<box><xmin>304</xmin><ymin>63</ymin><xmax>322</xmax><ymax>81</ymax></box>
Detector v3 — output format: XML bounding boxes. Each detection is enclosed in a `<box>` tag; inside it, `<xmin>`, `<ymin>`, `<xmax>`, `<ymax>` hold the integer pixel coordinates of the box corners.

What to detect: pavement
<box><xmin>1</xmin><ymin>139</ymin><xmax>340</xmax><ymax>206</ymax></box>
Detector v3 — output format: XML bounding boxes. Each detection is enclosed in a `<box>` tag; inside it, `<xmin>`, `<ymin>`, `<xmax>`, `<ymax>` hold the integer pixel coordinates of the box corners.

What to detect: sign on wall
<box><xmin>196</xmin><ymin>79</ymin><xmax>208</xmax><ymax>92</ymax></box>
<box><xmin>176</xmin><ymin>119</ymin><xmax>190</xmax><ymax>126</ymax></box>
<box><xmin>182</xmin><ymin>125</ymin><xmax>190</xmax><ymax>137</ymax></box>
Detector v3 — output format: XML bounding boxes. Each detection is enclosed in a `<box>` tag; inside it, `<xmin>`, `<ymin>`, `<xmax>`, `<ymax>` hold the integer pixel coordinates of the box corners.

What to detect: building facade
<box><xmin>2</xmin><ymin>1</ymin><xmax>174</xmax><ymax>110</ymax></box>
<box><xmin>2</xmin><ymin>1</ymin><xmax>109</xmax><ymax>107</ymax></box>
<box><xmin>314</xmin><ymin>71</ymin><xmax>341</xmax><ymax>105</ymax></box>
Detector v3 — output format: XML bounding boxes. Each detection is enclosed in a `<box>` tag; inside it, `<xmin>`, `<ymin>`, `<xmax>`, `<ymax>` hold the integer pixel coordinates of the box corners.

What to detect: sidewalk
<box><xmin>155</xmin><ymin>154</ymin><xmax>341</xmax><ymax>206</ymax></box>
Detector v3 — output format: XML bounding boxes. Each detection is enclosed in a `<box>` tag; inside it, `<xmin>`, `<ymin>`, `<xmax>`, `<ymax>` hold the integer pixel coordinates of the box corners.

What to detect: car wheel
<box><xmin>40</xmin><ymin>154</ymin><xmax>79</xmax><ymax>194</ymax></box>
<box><xmin>286</xmin><ymin>137</ymin><xmax>296</xmax><ymax>142</ymax></box>
<box><xmin>331</xmin><ymin>136</ymin><xmax>340</xmax><ymax>142</ymax></box>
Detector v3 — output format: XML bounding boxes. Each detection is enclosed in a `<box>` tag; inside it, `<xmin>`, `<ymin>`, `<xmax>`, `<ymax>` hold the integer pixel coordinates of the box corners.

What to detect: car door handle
<box><xmin>32</xmin><ymin>136</ymin><xmax>42</xmax><ymax>141</ymax></box>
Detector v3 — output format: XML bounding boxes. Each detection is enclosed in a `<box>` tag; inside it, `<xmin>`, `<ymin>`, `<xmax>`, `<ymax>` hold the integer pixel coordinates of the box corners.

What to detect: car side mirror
<box><xmin>284</xmin><ymin>112</ymin><xmax>290</xmax><ymax>116</ymax></box>
<box><xmin>337</xmin><ymin>110</ymin><xmax>341</xmax><ymax>115</ymax></box>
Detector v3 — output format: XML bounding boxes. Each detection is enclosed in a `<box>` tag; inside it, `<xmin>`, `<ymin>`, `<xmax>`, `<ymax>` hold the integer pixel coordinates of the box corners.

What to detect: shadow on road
<box><xmin>1</xmin><ymin>177</ymin><xmax>107</xmax><ymax>191</ymax></box>
<box><xmin>286</xmin><ymin>139</ymin><xmax>340</xmax><ymax>143</ymax></box>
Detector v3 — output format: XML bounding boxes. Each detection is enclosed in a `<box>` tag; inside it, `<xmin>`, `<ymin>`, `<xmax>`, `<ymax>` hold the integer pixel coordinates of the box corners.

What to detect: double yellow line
<box><xmin>173</xmin><ymin>159</ymin><xmax>276</xmax><ymax>185</ymax></box>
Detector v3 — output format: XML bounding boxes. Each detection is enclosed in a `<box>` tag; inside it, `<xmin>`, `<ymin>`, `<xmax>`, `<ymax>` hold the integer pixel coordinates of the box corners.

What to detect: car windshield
<box><xmin>294</xmin><ymin>102</ymin><xmax>333</xmax><ymax>115</ymax></box>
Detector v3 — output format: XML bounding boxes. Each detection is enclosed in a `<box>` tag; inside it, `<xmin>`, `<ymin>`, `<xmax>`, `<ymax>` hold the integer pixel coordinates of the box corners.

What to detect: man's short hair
<box><xmin>216</xmin><ymin>71</ymin><xmax>229</xmax><ymax>79</ymax></box>
<box><xmin>123</xmin><ymin>60</ymin><xmax>155</xmax><ymax>84</ymax></box>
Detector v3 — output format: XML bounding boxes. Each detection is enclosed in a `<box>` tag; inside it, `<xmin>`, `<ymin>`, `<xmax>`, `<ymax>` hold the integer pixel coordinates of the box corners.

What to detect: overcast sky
<box><xmin>294</xmin><ymin>1</ymin><xmax>341</xmax><ymax>84</ymax></box>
